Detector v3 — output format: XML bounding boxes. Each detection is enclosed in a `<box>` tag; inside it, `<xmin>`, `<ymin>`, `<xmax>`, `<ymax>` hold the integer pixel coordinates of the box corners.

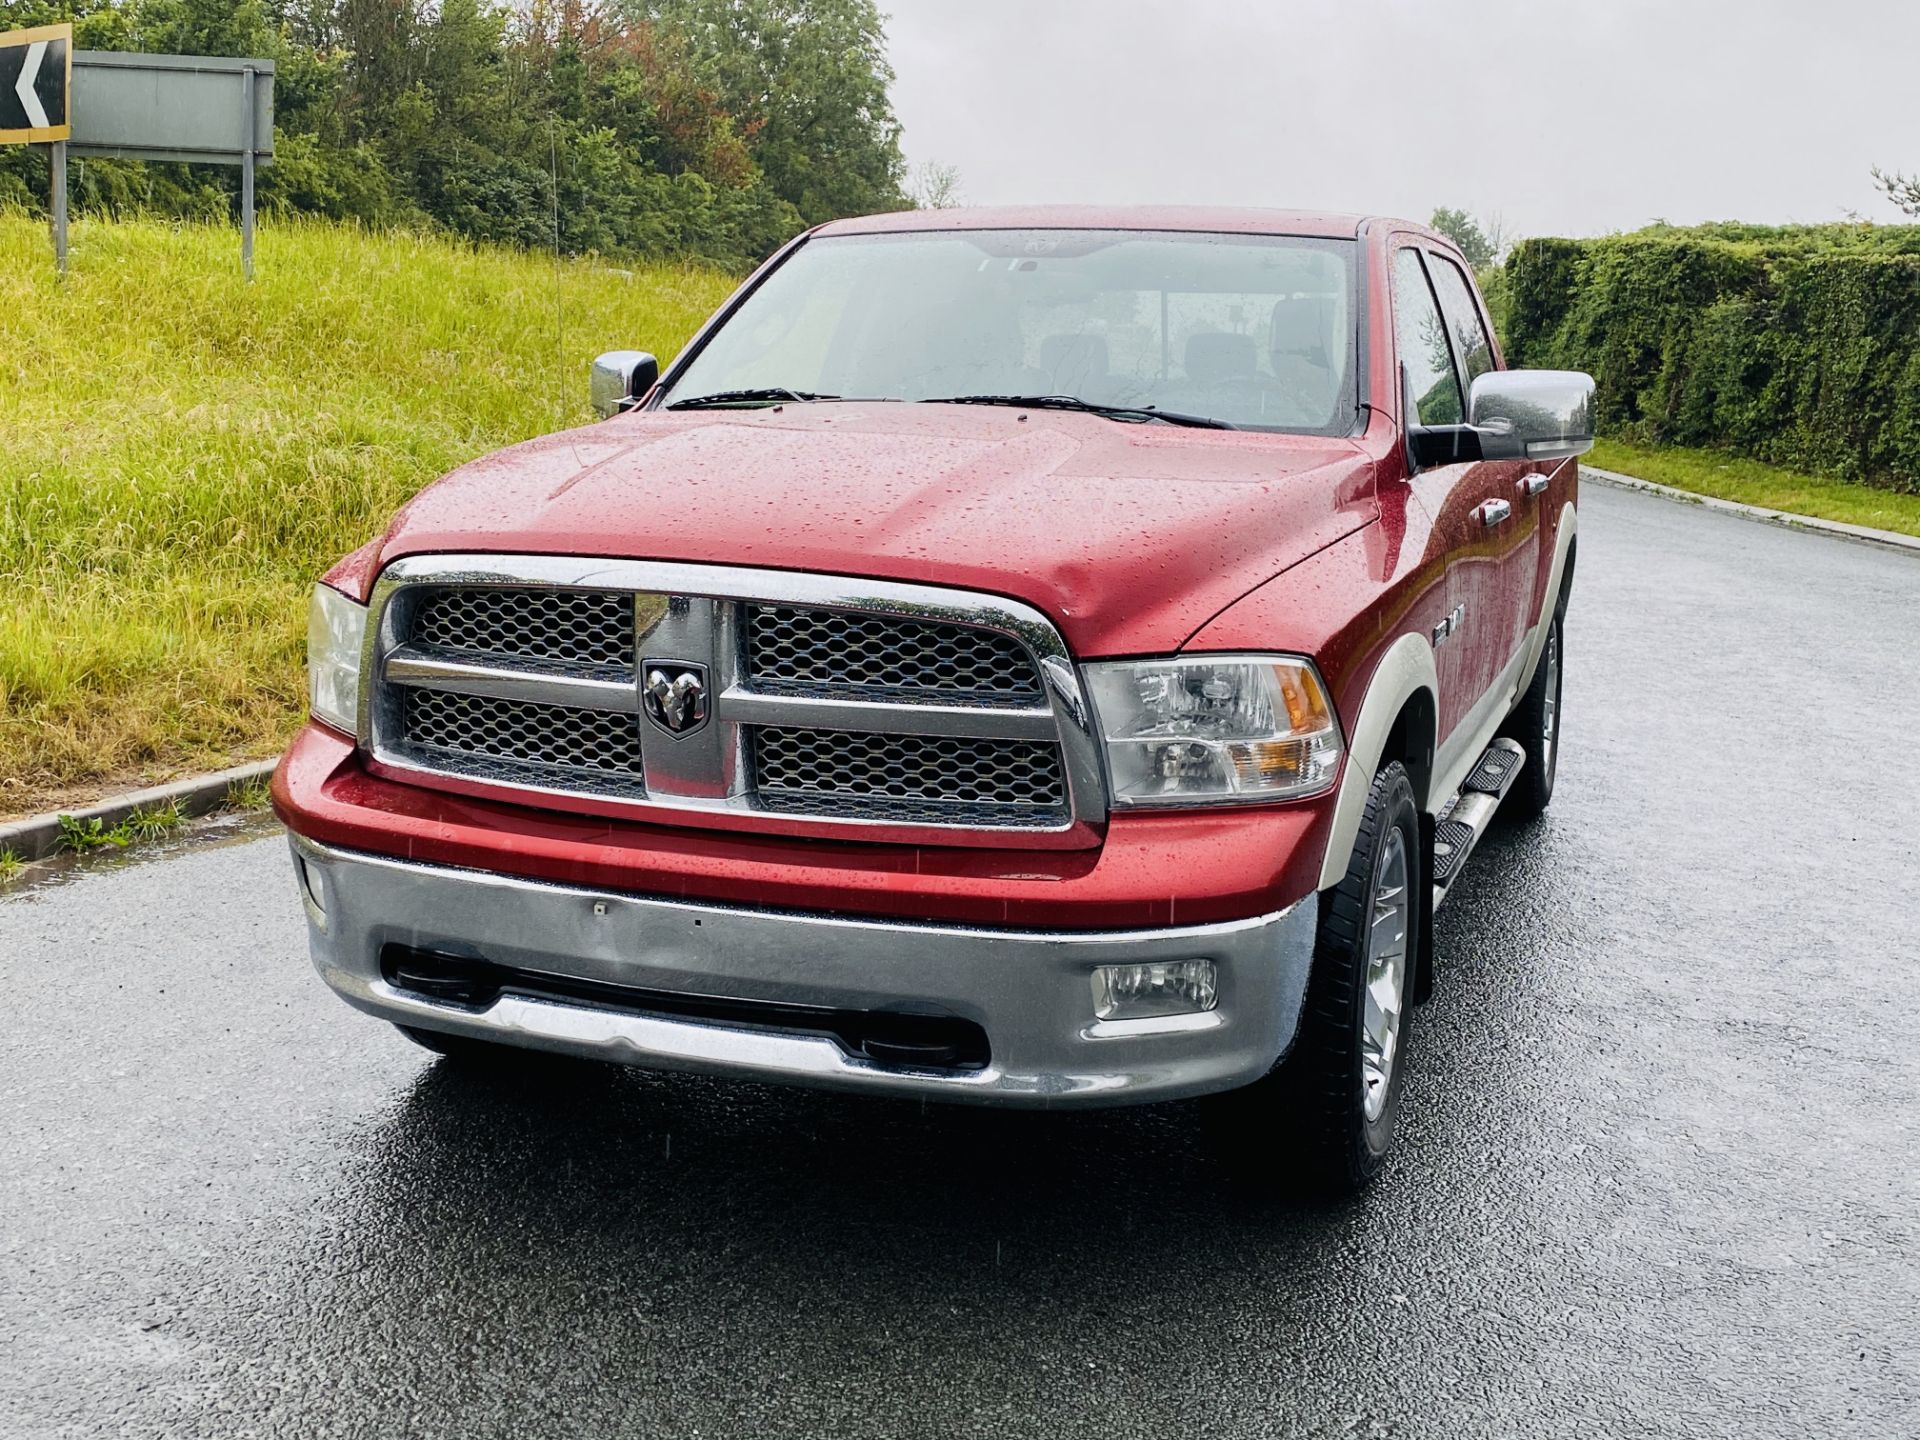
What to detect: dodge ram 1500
<box><xmin>277</xmin><ymin>207</ymin><xmax>1593</xmax><ymax>1191</ymax></box>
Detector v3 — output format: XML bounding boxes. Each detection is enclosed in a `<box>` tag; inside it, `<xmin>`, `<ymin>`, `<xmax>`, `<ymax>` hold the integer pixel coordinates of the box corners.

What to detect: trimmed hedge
<box><xmin>1503</xmin><ymin>225</ymin><xmax>1920</xmax><ymax>493</ymax></box>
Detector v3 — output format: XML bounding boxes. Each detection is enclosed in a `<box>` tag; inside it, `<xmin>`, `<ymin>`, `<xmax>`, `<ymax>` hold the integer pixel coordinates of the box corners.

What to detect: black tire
<box><xmin>1208</xmin><ymin>761</ymin><xmax>1423</xmax><ymax>1195</ymax></box>
<box><xmin>395</xmin><ymin>1023</ymin><xmax>521</xmax><ymax>1065</ymax></box>
<box><xmin>1501</xmin><ymin>612</ymin><xmax>1563</xmax><ymax>819</ymax></box>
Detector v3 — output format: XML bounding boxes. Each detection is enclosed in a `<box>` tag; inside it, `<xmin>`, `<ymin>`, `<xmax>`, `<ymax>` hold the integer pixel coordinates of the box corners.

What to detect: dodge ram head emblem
<box><xmin>642</xmin><ymin>661</ymin><xmax>710</xmax><ymax>735</ymax></box>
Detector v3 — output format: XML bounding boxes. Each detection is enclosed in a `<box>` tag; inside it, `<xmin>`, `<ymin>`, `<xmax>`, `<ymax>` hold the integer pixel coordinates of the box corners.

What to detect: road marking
<box><xmin>14</xmin><ymin>40</ymin><xmax>47</xmax><ymax>129</ymax></box>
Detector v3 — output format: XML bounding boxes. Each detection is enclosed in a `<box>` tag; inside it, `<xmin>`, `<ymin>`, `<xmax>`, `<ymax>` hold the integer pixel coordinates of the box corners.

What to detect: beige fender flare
<box><xmin>1316</xmin><ymin>633</ymin><xmax>1439</xmax><ymax>890</ymax></box>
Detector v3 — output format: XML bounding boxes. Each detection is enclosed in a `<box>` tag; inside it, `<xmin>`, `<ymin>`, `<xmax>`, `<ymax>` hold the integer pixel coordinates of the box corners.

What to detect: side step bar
<box><xmin>1430</xmin><ymin>737</ymin><xmax>1526</xmax><ymax>910</ymax></box>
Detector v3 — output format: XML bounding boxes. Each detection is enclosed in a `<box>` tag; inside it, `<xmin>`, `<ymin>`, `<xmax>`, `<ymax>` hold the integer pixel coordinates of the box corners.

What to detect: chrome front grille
<box><xmin>753</xmin><ymin>727</ymin><xmax>1068</xmax><ymax>827</ymax></box>
<box><xmin>746</xmin><ymin>605</ymin><xmax>1043</xmax><ymax>705</ymax></box>
<box><xmin>363</xmin><ymin>557</ymin><xmax>1104</xmax><ymax>840</ymax></box>
<box><xmin>412</xmin><ymin>587</ymin><xmax>636</xmax><ymax>670</ymax></box>
<box><xmin>404</xmin><ymin>689</ymin><xmax>646</xmax><ymax>791</ymax></box>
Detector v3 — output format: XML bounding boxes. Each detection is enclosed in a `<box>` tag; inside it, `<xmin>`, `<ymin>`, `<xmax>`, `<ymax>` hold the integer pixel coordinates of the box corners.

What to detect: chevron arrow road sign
<box><xmin>0</xmin><ymin>24</ymin><xmax>71</xmax><ymax>144</ymax></box>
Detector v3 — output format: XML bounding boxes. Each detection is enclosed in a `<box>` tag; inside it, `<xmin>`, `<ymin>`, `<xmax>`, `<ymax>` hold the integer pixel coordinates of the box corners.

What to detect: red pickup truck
<box><xmin>277</xmin><ymin>206</ymin><xmax>1592</xmax><ymax>1191</ymax></box>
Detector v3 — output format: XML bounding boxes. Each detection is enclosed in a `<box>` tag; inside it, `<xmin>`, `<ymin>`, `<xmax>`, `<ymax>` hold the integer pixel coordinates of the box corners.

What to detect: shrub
<box><xmin>1502</xmin><ymin>225</ymin><xmax>1920</xmax><ymax>492</ymax></box>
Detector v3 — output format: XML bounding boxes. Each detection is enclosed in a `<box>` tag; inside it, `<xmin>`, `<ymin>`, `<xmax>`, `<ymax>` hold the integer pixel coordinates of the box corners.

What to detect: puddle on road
<box><xmin>0</xmin><ymin>810</ymin><xmax>285</xmax><ymax>900</ymax></box>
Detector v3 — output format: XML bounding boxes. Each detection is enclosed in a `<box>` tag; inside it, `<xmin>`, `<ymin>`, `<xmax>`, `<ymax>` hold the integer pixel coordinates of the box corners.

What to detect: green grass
<box><xmin>226</xmin><ymin>773</ymin><xmax>274</xmax><ymax>812</ymax></box>
<box><xmin>0</xmin><ymin>849</ymin><xmax>23</xmax><ymax>885</ymax></box>
<box><xmin>123</xmin><ymin>798</ymin><xmax>187</xmax><ymax>842</ymax></box>
<box><xmin>1589</xmin><ymin>439</ymin><xmax>1920</xmax><ymax>540</ymax></box>
<box><xmin>0</xmin><ymin>214</ymin><xmax>735</xmax><ymax>814</ymax></box>
<box><xmin>56</xmin><ymin>814</ymin><xmax>127</xmax><ymax>852</ymax></box>
<box><xmin>54</xmin><ymin>798</ymin><xmax>187</xmax><ymax>853</ymax></box>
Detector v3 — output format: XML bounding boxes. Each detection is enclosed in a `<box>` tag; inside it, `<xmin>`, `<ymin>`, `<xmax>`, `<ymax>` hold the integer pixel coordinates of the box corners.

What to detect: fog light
<box><xmin>1091</xmin><ymin>959</ymin><xmax>1218</xmax><ymax>1021</ymax></box>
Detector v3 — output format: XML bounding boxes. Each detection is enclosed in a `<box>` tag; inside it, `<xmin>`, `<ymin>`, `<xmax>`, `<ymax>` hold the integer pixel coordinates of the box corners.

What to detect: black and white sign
<box><xmin>0</xmin><ymin>24</ymin><xmax>71</xmax><ymax>144</ymax></box>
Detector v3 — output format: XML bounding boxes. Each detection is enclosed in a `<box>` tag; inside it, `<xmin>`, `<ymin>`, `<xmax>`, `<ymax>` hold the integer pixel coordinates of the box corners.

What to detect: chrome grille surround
<box><xmin>358</xmin><ymin>556</ymin><xmax>1107</xmax><ymax>844</ymax></box>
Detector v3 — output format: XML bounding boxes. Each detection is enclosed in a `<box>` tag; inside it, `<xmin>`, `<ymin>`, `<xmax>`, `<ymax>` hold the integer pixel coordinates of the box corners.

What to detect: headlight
<box><xmin>307</xmin><ymin>583</ymin><xmax>368</xmax><ymax>736</ymax></box>
<box><xmin>1085</xmin><ymin>655</ymin><xmax>1342</xmax><ymax>807</ymax></box>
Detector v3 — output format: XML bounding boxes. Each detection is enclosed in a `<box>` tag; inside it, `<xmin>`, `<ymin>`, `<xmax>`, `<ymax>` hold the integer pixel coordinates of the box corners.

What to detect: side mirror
<box><xmin>590</xmin><ymin>350</ymin><xmax>660</xmax><ymax>418</ymax></box>
<box><xmin>1468</xmin><ymin>369</ymin><xmax>1595</xmax><ymax>461</ymax></box>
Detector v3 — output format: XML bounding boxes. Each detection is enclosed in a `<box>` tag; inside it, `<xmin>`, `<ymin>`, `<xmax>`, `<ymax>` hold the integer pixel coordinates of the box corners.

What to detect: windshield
<box><xmin>659</xmin><ymin>229</ymin><xmax>1358</xmax><ymax>433</ymax></box>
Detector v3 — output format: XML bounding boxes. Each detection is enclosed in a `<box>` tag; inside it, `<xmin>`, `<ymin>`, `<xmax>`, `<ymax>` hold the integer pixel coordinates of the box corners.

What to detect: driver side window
<box><xmin>1392</xmin><ymin>249</ymin><xmax>1463</xmax><ymax>427</ymax></box>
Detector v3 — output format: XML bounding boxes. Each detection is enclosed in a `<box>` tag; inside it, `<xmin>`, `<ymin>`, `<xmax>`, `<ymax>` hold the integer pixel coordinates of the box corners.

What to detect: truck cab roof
<box><xmin>815</xmin><ymin>205</ymin><xmax>1376</xmax><ymax>240</ymax></box>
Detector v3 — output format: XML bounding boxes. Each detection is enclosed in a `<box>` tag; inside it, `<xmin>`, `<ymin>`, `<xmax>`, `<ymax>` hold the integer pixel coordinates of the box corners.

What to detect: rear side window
<box><xmin>1425</xmin><ymin>254</ymin><xmax>1496</xmax><ymax>388</ymax></box>
<box><xmin>1392</xmin><ymin>249</ymin><xmax>1463</xmax><ymax>427</ymax></box>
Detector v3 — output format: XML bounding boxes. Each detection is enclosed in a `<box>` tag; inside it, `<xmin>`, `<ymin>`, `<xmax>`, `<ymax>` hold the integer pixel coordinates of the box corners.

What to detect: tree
<box><xmin>1429</xmin><ymin>206</ymin><xmax>1497</xmax><ymax>269</ymax></box>
<box><xmin>641</xmin><ymin>0</ymin><xmax>909</xmax><ymax>223</ymax></box>
<box><xmin>1872</xmin><ymin>167</ymin><xmax>1920</xmax><ymax>217</ymax></box>
<box><xmin>909</xmin><ymin>160</ymin><xmax>962</xmax><ymax>210</ymax></box>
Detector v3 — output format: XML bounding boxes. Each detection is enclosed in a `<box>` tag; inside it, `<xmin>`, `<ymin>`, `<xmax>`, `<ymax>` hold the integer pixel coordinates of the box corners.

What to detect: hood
<box><xmin>376</xmin><ymin>403</ymin><xmax>1376</xmax><ymax>656</ymax></box>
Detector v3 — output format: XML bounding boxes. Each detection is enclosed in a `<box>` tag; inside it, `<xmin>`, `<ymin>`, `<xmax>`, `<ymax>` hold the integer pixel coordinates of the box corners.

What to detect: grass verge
<box><xmin>0</xmin><ymin>213</ymin><xmax>735</xmax><ymax>817</ymax></box>
<box><xmin>1589</xmin><ymin>439</ymin><xmax>1920</xmax><ymax>540</ymax></box>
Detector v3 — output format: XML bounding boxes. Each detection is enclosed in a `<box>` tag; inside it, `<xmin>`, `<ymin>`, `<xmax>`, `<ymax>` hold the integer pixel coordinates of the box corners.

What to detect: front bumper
<box><xmin>273</xmin><ymin>723</ymin><xmax>1336</xmax><ymax>931</ymax></box>
<box><xmin>291</xmin><ymin>834</ymin><xmax>1319</xmax><ymax>1107</ymax></box>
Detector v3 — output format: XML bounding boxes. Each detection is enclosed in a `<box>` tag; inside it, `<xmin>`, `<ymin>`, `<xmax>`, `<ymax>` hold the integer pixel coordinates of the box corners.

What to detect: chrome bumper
<box><xmin>289</xmin><ymin>835</ymin><xmax>1318</xmax><ymax>1108</ymax></box>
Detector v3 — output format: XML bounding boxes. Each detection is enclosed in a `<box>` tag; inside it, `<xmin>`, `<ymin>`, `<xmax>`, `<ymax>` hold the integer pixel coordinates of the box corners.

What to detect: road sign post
<box><xmin>241</xmin><ymin>66</ymin><xmax>256</xmax><ymax>279</ymax></box>
<box><xmin>50</xmin><ymin>138</ymin><xmax>67</xmax><ymax>271</ymax></box>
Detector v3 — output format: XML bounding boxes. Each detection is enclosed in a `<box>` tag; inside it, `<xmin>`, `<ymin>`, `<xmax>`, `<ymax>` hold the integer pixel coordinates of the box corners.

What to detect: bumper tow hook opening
<box><xmin>860</xmin><ymin>1036</ymin><xmax>966</xmax><ymax>1070</ymax></box>
<box><xmin>382</xmin><ymin>947</ymin><xmax>505</xmax><ymax>1009</ymax></box>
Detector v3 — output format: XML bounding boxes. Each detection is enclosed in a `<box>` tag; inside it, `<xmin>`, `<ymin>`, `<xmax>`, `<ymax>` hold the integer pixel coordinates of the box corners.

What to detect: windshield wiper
<box><xmin>922</xmin><ymin>394</ymin><xmax>1234</xmax><ymax>430</ymax></box>
<box><xmin>666</xmin><ymin>387</ymin><xmax>839</xmax><ymax>410</ymax></box>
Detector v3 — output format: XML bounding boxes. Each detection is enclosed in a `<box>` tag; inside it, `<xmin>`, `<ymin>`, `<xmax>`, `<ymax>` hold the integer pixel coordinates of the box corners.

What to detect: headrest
<box><xmin>1039</xmin><ymin>334</ymin><xmax>1110</xmax><ymax>387</ymax></box>
<box><xmin>1271</xmin><ymin>295</ymin><xmax>1335</xmax><ymax>363</ymax></box>
<box><xmin>1184</xmin><ymin>331</ymin><xmax>1257</xmax><ymax>385</ymax></box>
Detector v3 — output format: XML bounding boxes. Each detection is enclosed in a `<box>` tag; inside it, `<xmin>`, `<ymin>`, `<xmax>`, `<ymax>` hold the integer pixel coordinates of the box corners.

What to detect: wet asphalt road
<box><xmin>3</xmin><ymin>482</ymin><xmax>1917</xmax><ymax>1439</ymax></box>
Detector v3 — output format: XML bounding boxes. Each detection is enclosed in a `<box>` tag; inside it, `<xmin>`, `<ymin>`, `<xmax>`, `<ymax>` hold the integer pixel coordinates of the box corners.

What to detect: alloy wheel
<box><xmin>1540</xmin><ymin>623</ymin><xmax>1561</xmax><ymax>783</ymax></box>
<box><xmin>1360</xmin><ymin>826</ymin><xmax>1411</xmax><ymax>1123</ymax></box>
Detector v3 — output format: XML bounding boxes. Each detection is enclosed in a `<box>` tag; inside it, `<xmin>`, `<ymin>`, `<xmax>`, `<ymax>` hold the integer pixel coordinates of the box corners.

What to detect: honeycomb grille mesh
<box><xmin>747</xmin><ymin>606</ymin><xmax>1042</xmax><ymax>703</ymax></box>
<box><xmin>753</xmin><ymin>726</ymin><xmax>1067</xmax><ymax>825</ymax></box>
<box><xmin>403</xmin><ymin>689</ymin><xmax>643</xmax><ymax>780</ymax></box>
<box><xmin>411</xmin><ymin>587</ymin><xmax>634</xmax><ymax>670</ymax></box>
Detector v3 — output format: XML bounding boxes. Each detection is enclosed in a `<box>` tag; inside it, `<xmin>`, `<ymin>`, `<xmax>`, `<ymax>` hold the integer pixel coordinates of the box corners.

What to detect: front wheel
<box><xmin>1208</xmin><ymin>761</ymin><xmax>1422</xmax><ymax>1194</ymax></box>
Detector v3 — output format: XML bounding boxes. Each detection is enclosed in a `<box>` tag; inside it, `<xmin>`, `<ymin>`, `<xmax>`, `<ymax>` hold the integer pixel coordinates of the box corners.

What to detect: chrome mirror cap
<box><xmin>590</xmin><ymin>350</ymin><xmax>660</xmax><ymax>418</ymax></box>
<box><xmin>1469</xmin><ymin>369</ymin><xmax>1595</xmax><ymax>461</ymax></box>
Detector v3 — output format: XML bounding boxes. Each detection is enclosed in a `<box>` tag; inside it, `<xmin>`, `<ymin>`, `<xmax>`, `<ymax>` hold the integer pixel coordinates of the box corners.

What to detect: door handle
<box><xmin>1519</xmin><ymin>473</ymin><xmax>1550</xmax><ymax>497</ymax></box>
<box><xmin>1478</xmin><ymin>498</ymin><xmax>1513</xmax><ymax>528</ymax></box>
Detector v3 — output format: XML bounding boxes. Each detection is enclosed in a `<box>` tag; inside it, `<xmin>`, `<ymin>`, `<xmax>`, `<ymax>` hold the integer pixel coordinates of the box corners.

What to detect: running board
<box><xmin>1430</xmin><ymin>737</ymin><xmax>1526</xmax><ymax>910</ymax></box>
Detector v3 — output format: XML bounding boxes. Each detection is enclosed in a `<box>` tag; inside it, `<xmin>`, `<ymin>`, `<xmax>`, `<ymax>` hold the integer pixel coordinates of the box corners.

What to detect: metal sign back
<box><xmin>0</xmin><ymin>23</ymin><xmax>72</xmax><ymax>144</ymax></box>
<box><xmin>70</xmin><ymin>51</ymin><xmax>273</xmax><ymax>164</ymax></box>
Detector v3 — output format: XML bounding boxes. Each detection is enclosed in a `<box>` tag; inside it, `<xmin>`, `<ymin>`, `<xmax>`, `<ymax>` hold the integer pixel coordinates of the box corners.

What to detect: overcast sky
<box><xmin>883</xmin><ymin>0</ymin><xmax>1919</xmax><ymax>239</ymax></box>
